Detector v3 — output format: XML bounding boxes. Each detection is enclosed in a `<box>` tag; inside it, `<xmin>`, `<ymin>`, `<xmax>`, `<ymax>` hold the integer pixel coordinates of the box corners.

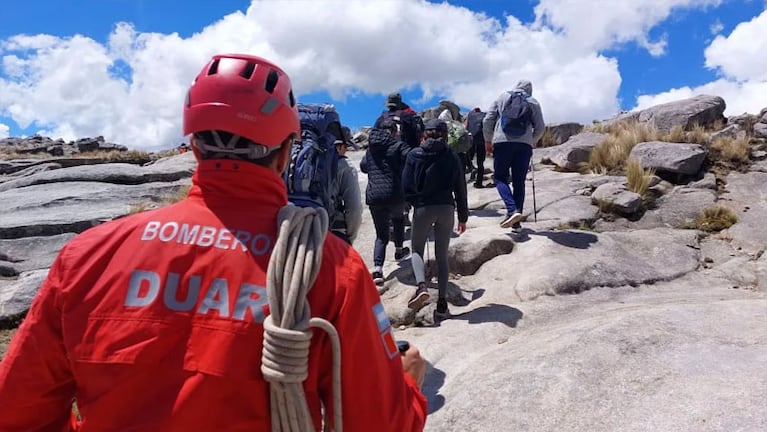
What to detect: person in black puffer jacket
<box><xmin>401</xmin><ymin>119</ymin><xmax>469</xmax><ymax>321</ymax></box>
<box><xmin>360</xmin><ymin>121</ymin><xmax>411</xmax><ymax>285</ymax></box>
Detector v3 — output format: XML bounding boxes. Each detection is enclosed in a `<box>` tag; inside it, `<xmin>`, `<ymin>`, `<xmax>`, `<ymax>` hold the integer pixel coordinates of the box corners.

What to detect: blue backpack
<box><xmin>500</xmin><ymin>91</ymin><xmax>532</xmax><ymax>136</ymax></box>
<box><xmin>283</xmin><ymin>103</ymin><xmax>343</xmax><ymax>211</ymax></box>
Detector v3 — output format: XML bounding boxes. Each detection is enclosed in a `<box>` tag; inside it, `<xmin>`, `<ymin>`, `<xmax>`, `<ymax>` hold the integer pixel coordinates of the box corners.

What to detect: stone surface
<box><xmin>548</xmin><ymin>132</ymin><xmax>607</xmax><ymax>171</ymax></box>
<box><xmin>629</xmin><ymin>141</ymin><xmax>707</xmax><ymax>176</ymax></box>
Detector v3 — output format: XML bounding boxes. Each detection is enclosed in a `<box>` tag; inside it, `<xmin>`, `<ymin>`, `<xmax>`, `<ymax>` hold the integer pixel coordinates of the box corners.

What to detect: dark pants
<box><xmin>411</xmin><ymin>205</ymin><xmax>454</xmax><ymax>300</ymax></box>
<box><xmin>369</xmin><ymin>202</ymin><xmax>406</xmax><ymax>267</ymax></box>
<box><xmin>458</xmin><ymin>152</ymin><xmax>472</xmax><ymax>176</ymax></box>
<box><xmin>472</xmin><ymin>133</ymin><xmax>485</xmax><ymax>183</ymax></box>
<box><xmin>493</xmin><ymin>142</ymin><xmax>532</xmax><ymax>214</ymax></box>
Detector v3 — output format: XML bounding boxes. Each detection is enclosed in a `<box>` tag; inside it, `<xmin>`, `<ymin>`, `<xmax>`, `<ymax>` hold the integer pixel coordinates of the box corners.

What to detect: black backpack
<box><xmin>500</xmin><ymin>91</ymin><xmax>532</xmax><ymax>136</ymax></box>
<box><xmin>375</xmin><ymin>109</ymin><xmax>424</xmax><ymax>149</ymax></box>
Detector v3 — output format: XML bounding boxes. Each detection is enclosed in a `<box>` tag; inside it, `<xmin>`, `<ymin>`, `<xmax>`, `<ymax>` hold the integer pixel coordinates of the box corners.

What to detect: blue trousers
<box><xmin>493</xmin><ymin>142</ymin><xmax>532</xmax><ymax>214</ymax></box>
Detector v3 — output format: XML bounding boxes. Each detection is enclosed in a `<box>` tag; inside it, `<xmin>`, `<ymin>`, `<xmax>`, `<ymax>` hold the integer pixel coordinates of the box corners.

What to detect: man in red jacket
<box><xmin>0</xmin><ymin>53</ymin><xmax>427</xmax><ymax>431</ymax></box>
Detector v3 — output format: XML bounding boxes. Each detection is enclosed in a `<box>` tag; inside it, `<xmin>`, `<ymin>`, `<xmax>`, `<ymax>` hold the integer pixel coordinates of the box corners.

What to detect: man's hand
<box><xmin>456</xmin><ymin>222</ymin><xmax>466</xmax><ymax>235</ymax></box>
<box><xmin>401</xmin><ymin>345</ymin><xmax>426</xmax><ymax>389</ymax></box>
<box><xmin>485</xmin><ymin>141</ymin><xmax>493</xmax><ymax>155</ymax></box>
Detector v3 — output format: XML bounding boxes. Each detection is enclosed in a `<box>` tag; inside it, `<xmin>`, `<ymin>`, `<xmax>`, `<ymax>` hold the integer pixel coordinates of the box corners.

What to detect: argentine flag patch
<box><xmin>372</xmin><ymin>302</ymin><xmax>398</xmax><ymax>359</ymax></box>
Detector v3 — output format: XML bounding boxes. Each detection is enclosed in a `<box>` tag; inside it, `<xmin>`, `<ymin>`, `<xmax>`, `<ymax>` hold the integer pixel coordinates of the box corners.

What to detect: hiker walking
<box><xmin>483</xmin><ymin>79</ymin><xmax>545</xmax><ymax>230</ymax></box>
<box><xmin>330</xmin><ymin>136</ymin><xmax>363</xmax><ymax>245</ymax></box>
<box><xmin>360</xmin><ymin>120</ymin><xmax>412</xmax><ymax>285</ymax></box>
<box><xmin>0</xmin><ymin>54</ymin><xmax>427</xmax><ymax>432</ymax></box>
<box><xmin>439</xmin><ymin>109</ymin><xmax>473</xmax><ymax>180</ymax></box>
<box><xmin>465</xmin><ymin>107</ymin><xmax>487</xmax><ymax>188</ymax></box>
<box><xmin>402</xmin><ymin>119</ymin><xmax>469</xmax><ymax>320</ymax></box>
<box><xmin>375</xmin><ymin>92</ymin><xmax>424</xmax><ymax>151</ymax></box>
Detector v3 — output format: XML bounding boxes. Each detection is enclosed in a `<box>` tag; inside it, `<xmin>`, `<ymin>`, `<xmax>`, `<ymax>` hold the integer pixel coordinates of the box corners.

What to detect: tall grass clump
<box><xmin>589</xmin><ymin>122</ymin><xmax>659</xmax><ymax>173</ymax></box>
<box><xmin>710</xmin><ymin>136</ymin><xmax>750</xmax><ymax>164</ymax></box>
<box><xmin>624</xmin><ymin>158</ymin><xmax>655</xmax><ymax>197</ymax></box>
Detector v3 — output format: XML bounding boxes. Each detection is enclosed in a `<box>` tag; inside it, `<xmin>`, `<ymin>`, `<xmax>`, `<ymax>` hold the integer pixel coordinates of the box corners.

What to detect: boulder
<box><xmin>447</xmin><ymin>227</ymin><xmax>515</xmax><ymax>276</ymax></box>
<box><xmin>591</xmin><ymin>183</ymin><xmax>642</xmax><ymax>214</ymax></box>
<box><xmin>549</xmin><ymin>132</ymin><xmax>607</xmax><ymax>171</ymax></box>
<box><xmin>754</xmin><ymin>122</ymin><xmax>767</xmax><ymax>139</ymax></box>
<box><xmin>546</xmin><ymin>122</ymin><xmax>584</xmax><ymax>146</ymax></box>
<box><xmin>637</xmin><ymin>95</ymin><xmax>726</xmax><ymax>132</ymax></box>
<box><xmin>629</xmin><ymin>141</ymin><xmax>707</xmax><ymax>176</ymax></box>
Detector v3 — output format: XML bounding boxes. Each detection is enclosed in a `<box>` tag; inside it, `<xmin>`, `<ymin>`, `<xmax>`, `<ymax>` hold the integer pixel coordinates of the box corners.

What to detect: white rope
<box><xmin>262</xmin><ymin>205</ymin><xmax>343</xmax><ymax>432</ymax></box>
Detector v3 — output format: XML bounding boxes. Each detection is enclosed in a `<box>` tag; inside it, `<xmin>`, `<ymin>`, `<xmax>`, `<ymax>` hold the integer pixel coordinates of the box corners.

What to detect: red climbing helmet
<box><xmin>183</xmin><ymin>53</ymin><xmax>300</xmax><ymax>149</ymax></box>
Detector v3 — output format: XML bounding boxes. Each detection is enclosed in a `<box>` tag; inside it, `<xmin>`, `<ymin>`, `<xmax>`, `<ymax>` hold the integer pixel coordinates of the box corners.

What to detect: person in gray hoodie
<box><xmin>482</xmin><ymin>79</ymin><xmax>545</xmax><ymax>229</ymax></box>
<box><xmin>330</xmin><ymin>138</ymin><xmax>363</xmax><ymax>245</ymax></box>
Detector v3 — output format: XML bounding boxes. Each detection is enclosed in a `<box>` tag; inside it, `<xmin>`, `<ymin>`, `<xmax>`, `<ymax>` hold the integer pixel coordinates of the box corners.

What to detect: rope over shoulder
<box><xmin>262</xmin><ymin>205</ymin><xmax>343</xmax><ymax>432</ymax></box>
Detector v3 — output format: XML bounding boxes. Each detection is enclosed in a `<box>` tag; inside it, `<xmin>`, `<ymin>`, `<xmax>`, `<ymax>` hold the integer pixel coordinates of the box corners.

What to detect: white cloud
<box><xmin>0</xmin><ymin>0</ymin><xmax>745</xmax><ymax>150</ymax></box>
<box><xmin>0</xmin><ymin>123</ymin><xmax>9</xmax><ymax>139</ymax></box>
<box><xmin>635</xmin><ymin>8</ymin><xmax>767</xmax><ymax>116</ymax></box>
<box><xmin>704</xmin><ymin>8</ymin><xmax>767</xmax><ymax>81</ymax></box>
<box><xmin>533</xmin><ymin>0</ymin><xmax>721</xmax><ymax>54</ymax></box>
<box><xmin>709</xmin><ymin>19</ymin><xmax>724</xmax><ymax>35</ymax></box>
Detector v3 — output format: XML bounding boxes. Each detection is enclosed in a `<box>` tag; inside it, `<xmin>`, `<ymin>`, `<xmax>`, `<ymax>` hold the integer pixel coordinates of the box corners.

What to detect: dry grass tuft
<box><xmin>685</xmin><ymin>205</ymin><xmax>738</xmax><ymax>232</ymax></box>
<box><xmin>539</xmin><ymin>128</ymin><xmax>559</xmax><ymax>148</ymax></box>
<box><xmin>625</xmin><ymin>158</ymin><xmax>655</xmax><ymax>197</ymax></box>
<box><xmin>127</xmin><ymin>184</ymin><xmax>192</xmax><ymax>216</ymax></box>
<box><xmin>709</xmin><ymin>136</ymin><xmax>750</xmax><ymax>164</ymax></box>
<box><xmin>685</xmin><ymin>124</ymin><xmax>711</xmax><ymax>145</ymax></box>
<box><xmin>588</xmin><ymin>122</ymin><xmax>660</xmax><ymax>173</ymax></box>
<box><xmin>162</xmin><ymin>184</ymin><xmax>192</xmax><ymax>205</ymax></box>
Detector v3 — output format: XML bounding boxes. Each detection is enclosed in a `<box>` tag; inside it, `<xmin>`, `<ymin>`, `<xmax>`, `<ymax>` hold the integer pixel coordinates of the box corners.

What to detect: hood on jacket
<box><xmin>367</xmin><ymin>128</ymin><xmax>396</xmax><ymax>150</ymax></box>
<box><xmin>419</xmin><ymin>137</ymin><xmax>447</xmax><ymax>154</ymax></box>
<box><xmin>515</xmin><ymin>79</ymin><xmax>533</xmax><ymax>96</ymax></box>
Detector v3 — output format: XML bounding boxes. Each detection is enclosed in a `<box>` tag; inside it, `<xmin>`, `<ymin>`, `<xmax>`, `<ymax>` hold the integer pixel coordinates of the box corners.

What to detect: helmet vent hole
<box><xmin>288</xmin><ymin>90</ymin><xmax>295</xmax><ymax>107</ymax></box>
<box><xmin>207</xmin><ymin>59</ymin><xmax>220</xmax><ymax>75</ymax></box>
<box><xmin>240</xmin><ymin>62</ymin><xmax>256</xmax><ymax>80</ymax></box>
<box><xmin>264</xmin><ymin>69</ymin><xmax>279</xmax><ymax>93</ymax></box>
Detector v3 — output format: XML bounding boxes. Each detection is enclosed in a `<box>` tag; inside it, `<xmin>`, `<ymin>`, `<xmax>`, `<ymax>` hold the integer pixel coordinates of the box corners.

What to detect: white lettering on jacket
<box><xmin>141</xmin><ymin>221</ymin><xmax>271</xmax><ymax>255</ymax></box>
<box><xmin>125</xmin><ymin>269</ymin><xmax>269</xmax><ymax>323</ymax></box>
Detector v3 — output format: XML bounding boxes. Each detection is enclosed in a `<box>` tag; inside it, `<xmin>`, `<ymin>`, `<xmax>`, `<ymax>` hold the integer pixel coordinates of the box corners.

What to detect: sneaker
<box><xmin>511</xmin><ymin>222</ymin><xmax>522</xmax><ymax>233</ymax></box>
<box><xmin>407</xmin><ymin>283</ymin><xmax>430</xmax><ymax>310</ymax></box>
<box><xmin>473</xmin><ymin>182</ymin><xmax>484</xmax><ymax>189</ymax></box>
<box><xmin>372</xmin><ymin>271</ymin><xmax>384</xmax><ymax>286</ymax></box>
<box><xmin>394</xmin><ymin>247</ymin><xmax>411</xmax><ymax>261</ymax></box>
<box><xmin>500</xmin><ymin>212</ymin><xmax>524</xmax><ymax>228</ymax></box>
<box><xmin>434</xmin><ymin>298</ymin><xmax>449</xmax><ymax>321</ymax></box>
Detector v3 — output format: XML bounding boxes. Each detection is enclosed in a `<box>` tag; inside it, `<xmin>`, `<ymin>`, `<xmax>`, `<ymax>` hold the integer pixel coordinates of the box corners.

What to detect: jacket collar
<box><xmin>188</xmin><ymin>159</ymin><xmax>288</xmax><ymax>208</ymax></box>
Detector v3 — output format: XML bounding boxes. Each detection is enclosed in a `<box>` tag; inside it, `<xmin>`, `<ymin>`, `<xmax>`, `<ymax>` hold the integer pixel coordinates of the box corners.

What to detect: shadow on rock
<box><xmin>450</xmin><ymin>303</ymin><xmax>523</xmax><ymax>328</ymax></box>
<box><xmin>529</xmin><ymin>229</ymin><xmax>598</xmax><ymax>249</ymax></box>
<box><xmin>469</xmin><ymin>208</ymin><xmax>504</xmax><ymax>218</ymax></box>
<box><xmin>422</xmin><ymin>361</ymin><xmax>446</xmax><ymax>414</ymax></box>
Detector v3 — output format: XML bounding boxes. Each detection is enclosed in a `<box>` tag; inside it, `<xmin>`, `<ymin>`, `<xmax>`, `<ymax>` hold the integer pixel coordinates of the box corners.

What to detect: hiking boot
<box><xmin>500</xmin><ymin>212</ymin><xmax>524</xmax><ymax>228</ymax></box>
<box><xmin>434</xmin><ymin>298</ymin><xmax>449</xmax><ymax>321</ymax></box>
<box><xmin>372</xmin><ymin>271</ymin><xmax>384</xmax><ymax>286</ymax></box>
<box><xmin>407</xmin><ymin>283</ymin><xmax>430</xmax><ymax>310</ymax></box>
<box><xmin>511</xmin><ymin>222</ymin><xmax>522</xmax><ymax>233</ymax></box>
<box><xmin>395</xmin><ymin>247</ymin><xmax>411</xmax><ymax>261</ymax></box>
<box><xmin>473</xmin><ymin>182</ymin><xmax>484</xmax><ymax>189</ymax></box>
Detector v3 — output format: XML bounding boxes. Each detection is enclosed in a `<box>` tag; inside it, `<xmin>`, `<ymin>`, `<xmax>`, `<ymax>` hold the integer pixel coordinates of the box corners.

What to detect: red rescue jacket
<box><xmin>0</xmin><ymin>159</ymin><xmax>427</xmax><ymax>431</ymax></box>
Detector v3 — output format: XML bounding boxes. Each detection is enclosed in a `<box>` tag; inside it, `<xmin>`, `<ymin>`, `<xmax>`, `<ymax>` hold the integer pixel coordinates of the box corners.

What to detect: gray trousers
<box><xmin>410</xmin><ymin>204</ymin><xmax>454</xmax><ymax>299</ymax></box>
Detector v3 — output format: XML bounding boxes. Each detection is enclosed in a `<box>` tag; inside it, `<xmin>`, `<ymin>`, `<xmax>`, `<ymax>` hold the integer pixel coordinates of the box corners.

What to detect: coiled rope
<box><xmin>262</xmin><ymin>205</ymin><xmax>343</xmax><ymax>432</ymax></box>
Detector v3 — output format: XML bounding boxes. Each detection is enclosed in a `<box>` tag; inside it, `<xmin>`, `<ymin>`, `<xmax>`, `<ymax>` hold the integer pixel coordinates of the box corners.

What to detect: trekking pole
<box><xmin>530</xmin><ymin>159</ymin><xmax>537</xmax><ymax>223</ymax></box>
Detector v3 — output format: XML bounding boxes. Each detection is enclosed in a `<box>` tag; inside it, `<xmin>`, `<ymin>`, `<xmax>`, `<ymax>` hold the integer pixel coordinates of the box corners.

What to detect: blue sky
<box><xmin>1</xmin><ymin>0</ymin><xmax>766</xmax><ymax>150</ymax></box>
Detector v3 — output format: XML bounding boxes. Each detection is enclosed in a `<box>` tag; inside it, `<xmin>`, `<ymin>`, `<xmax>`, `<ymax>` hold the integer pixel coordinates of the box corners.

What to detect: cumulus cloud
<box><xmin>0</xmin><ymin>123</ymin><xmax>9</xmax><ymax>139</ymax></box>
<box><xmin>0</xmin><ymin>0</ymin><xmax>744</xmax><ymax>150</ymax></box>
<box><xmin>533</xmin><ymin>0</ymin><xmax>721</xmax><ymax>54</ymax></box>
<box><xmin>705</xmin><ymin>8</ymin><xmax>767</xmax><ymax>81</ymax></box>
<box><xmin>635</xmin><ymin>8</ymin><xmax>767</xmax><ymax>115</ymax></box>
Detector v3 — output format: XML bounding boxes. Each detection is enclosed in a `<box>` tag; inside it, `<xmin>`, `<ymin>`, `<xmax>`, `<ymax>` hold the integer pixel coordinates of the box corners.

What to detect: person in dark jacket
<box><xmin>465</xmin><ymin>107</ymin><xmax>487</xmax><ymax>188</ymax></box>
<box><xmin>360</xmin><ymin>121</ymin><xmax>412</xmax><ymax>285</ymax></box>
<box><xmin>401</xmin><ymin>119</ymin><xmax>468</xmax><ymax>320</ymax></box>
